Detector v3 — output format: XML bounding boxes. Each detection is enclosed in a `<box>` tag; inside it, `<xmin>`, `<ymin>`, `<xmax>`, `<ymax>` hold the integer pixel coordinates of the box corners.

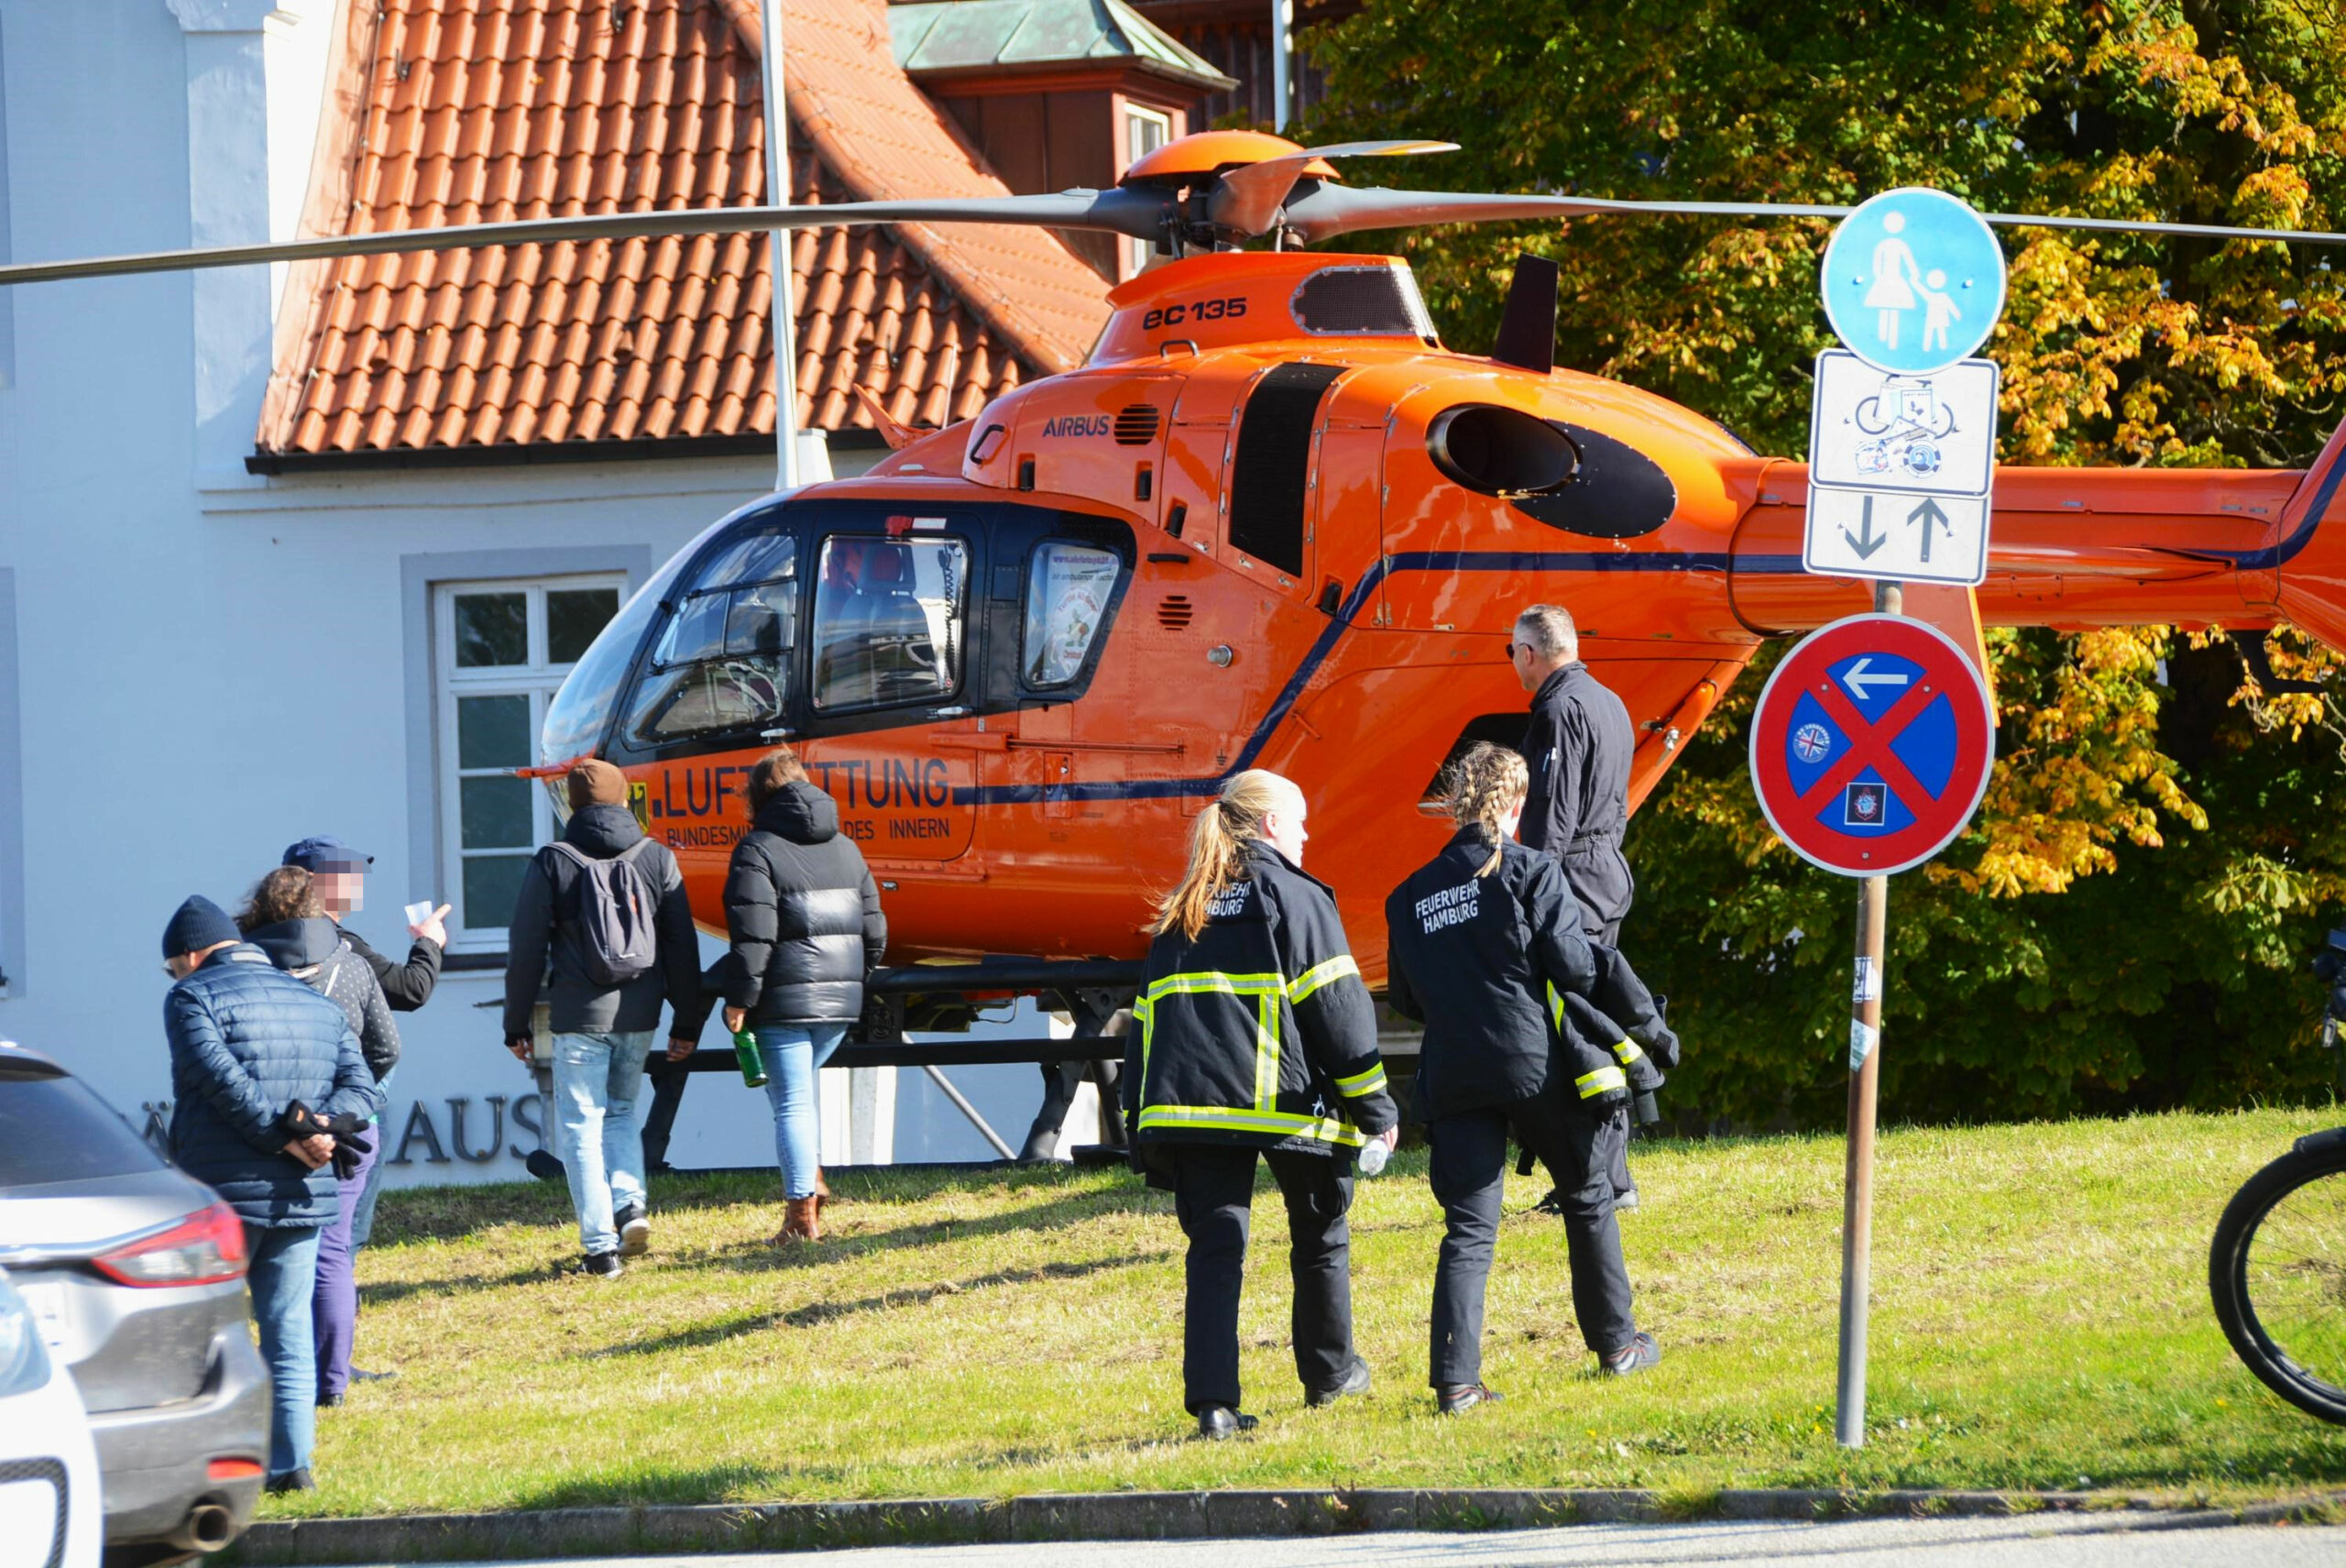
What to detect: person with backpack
<box><xmin>502</xmin><ymin>760</ymin><xmax>705</xmax><ymax>1277</ymax></box>
<box><xmin>237</xmin><ymin>866</ymin><xmax>400</xmax><ymax>1409</ymax></box>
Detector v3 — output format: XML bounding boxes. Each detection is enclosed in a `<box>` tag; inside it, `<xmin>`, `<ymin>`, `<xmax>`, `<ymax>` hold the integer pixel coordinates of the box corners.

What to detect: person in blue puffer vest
<box><xmin>161</xmin><ymin>894</ymin><xmax>378</xmax><ymax>1496</ymax></box>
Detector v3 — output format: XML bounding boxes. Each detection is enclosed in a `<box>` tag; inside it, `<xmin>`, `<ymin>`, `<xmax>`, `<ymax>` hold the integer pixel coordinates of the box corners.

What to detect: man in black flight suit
<box><xmin>1508</xmin><ymin>605</ymin><xmax>1646</xmax><ymax>1212</ymax></box>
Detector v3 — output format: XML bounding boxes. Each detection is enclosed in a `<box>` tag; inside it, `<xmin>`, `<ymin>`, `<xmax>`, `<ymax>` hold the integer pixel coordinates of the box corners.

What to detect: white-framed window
<box><xmin>433</xmin><ymin>575</ymin><xmax>626</xmax><ymax>950</ymax></box>
<box><xmin>1123</xmin><ymin>103</ymin><xmax>1173</xmax><ymax>279</ymax></box>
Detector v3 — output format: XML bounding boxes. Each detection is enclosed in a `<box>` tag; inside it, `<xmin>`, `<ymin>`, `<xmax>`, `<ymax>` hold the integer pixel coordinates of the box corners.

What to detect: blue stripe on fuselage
<box><xmin>951</xmin><ymin>548</ymin><xmax>1802</xmax><ymax>806</ymax></box>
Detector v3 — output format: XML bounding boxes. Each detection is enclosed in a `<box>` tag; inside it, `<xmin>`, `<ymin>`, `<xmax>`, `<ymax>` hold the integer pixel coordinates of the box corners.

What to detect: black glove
<box><xmin>280</xmin><ymin>1102</ymin><xmax>373</xmax><ymax>1179</ymax></box>
<box><xmin>332</xmin><ymin>1125</ymin><xmax>374</xmax><ymax>1180</ymax></box>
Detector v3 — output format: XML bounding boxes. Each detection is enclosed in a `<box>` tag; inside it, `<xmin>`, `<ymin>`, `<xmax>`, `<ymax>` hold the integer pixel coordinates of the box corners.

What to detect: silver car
<box><xmin>0</xmin><ymin>1042</ymin><xmax>267</xmax><ymax>1565</ymax></box>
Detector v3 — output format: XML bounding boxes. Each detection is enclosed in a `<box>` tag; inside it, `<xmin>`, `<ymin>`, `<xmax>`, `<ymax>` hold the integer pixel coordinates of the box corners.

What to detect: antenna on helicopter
<box><xmin>1489</xmin><ymin>256</ymin><xmax>1561</xmax><ymax>376</ymax></box>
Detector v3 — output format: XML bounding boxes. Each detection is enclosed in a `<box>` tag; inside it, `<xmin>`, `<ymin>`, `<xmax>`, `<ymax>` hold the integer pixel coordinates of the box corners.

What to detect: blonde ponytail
<box><xmin>1442</xmin><ymin>742</ymin><xmax>1529</xmax><ymax>877</ymax></box>
<box><xmin>1151</xmin><ymin>770</ymin><xmax>1303</xmax><ymax>939</ymax></box>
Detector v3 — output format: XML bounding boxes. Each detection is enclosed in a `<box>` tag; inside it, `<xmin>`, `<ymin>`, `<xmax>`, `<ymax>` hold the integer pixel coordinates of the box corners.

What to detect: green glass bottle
<box><xmin>732</xmin><ymin>1027</ymin><xmax>769</xmax><ymax>1088</ymax></box>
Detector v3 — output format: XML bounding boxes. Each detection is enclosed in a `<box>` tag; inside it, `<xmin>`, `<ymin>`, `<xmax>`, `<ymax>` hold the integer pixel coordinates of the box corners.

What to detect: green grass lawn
<box><xmin>274</xmin><ymin>1106</ymin><xmax>2346</xmax><ymax>1519</ymax></box>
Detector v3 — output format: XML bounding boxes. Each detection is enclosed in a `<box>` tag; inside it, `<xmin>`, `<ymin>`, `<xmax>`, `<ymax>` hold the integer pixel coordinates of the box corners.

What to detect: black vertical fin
<box><xmin>1490</xmin><ymin>255</ymin><xmax>1559</xmax><ymax>374</ymax></box>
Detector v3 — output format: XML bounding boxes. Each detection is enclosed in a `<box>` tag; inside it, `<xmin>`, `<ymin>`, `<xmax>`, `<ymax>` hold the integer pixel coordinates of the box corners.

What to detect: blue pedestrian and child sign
<box><xmin>1818</xmin><ymin>188</ymin><xmax>2006</xmax><ymax>377</ymax></box>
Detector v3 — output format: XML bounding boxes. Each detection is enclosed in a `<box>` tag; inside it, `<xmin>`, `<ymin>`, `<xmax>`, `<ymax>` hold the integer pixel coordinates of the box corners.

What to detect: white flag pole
<box><xmin>757</xmin><ymin>0</ymin><xmax>802</xmax><ymax>490</ymax></box>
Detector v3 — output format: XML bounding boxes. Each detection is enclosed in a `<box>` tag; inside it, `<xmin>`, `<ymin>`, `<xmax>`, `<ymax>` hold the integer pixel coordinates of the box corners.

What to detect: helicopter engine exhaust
<box><xmin>1427</xmin><ymin>404</ymin><xmax>1579</xmax><ymax>497</ymax></box>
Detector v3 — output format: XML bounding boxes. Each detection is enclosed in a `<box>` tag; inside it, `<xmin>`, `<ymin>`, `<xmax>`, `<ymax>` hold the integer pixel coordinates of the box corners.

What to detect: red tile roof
<box><xmin>258</xmin><ymin>0</ymin><xmax>1113</xmax><ymax>458</ymax></box>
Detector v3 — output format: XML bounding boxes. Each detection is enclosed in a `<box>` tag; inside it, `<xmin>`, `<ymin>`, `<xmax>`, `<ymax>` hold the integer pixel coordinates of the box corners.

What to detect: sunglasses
<box><xmin>1505</xmin><ymin>641</ymin><xmax>1532</xmax><ymax>658</ymax></box>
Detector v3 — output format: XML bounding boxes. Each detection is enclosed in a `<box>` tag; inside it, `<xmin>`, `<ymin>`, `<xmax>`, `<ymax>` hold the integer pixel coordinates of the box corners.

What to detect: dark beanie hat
<box><xmin>161</xmin><ymin>895</ymin><xmax>240</xmax><ymax>960</ymax></box>
<box><xmin>566</xmin><ymin>759</ymin><xmax>629</xmax><ymax>811</ymax></box>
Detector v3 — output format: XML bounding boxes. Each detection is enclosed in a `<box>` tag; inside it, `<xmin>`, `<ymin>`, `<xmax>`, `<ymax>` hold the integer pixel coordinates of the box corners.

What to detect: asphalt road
<box><xmin>334</xmin><ymin>1512</ymin><xmax>2342</xmax><ymax>1567</ymax></box>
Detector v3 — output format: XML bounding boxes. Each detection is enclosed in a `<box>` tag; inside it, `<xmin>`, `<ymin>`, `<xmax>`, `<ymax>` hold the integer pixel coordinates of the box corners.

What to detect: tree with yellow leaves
<box><xmin>1310</xmin><ymin>0</ymin><xmax>2346</xmax><ymax>1123</ymax></box>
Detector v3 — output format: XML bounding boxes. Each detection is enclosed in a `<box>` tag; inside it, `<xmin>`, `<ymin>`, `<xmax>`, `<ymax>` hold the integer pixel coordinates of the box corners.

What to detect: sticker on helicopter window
<box><xmin>1024</xmin><ymin>543</ymin><xmax>1119</xmax><ymax>687</ymax></box>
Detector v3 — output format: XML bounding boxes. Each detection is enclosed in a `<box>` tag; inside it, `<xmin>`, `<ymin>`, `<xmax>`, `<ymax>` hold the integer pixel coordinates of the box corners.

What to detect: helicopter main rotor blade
<box><xmin>0</xmin><ymin>188</ymin><xmax>1170</xmax><ymax>291</ymax></box>
<box><xmin>1207</xmin><ymin>139</ymin><xmax>1460</xmax><ymax>237</ymax></box>
<box><xmin>1280</xmin><ymin>182</ymin><xmax>2346</xmax><ymax>251</ymax></box>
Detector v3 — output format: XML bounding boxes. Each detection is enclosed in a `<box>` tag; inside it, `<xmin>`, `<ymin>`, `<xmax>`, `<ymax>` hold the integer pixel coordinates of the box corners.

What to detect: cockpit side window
<box><xmin>811</xmin><ymin>533</ymin><xmax>969</xmax><ymax>711</ymax></box>
<box><xmin>623</xmin><ymin>530</ymin><xmax>799</xmax><ymax>745</ymax></box>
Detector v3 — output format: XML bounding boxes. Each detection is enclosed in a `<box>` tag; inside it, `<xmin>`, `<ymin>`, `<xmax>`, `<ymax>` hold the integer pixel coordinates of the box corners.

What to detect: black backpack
<box><xmin>545</xmin><ymin>839</ymin><xmax>659</xmax><ymax>986</ymax></box>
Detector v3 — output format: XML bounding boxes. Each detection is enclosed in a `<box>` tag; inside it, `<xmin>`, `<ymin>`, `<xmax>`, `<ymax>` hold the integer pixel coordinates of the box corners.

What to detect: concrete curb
<box><xmin>220</xmin><ymin>1486</ymin><xmax>2345</xmax><ymax>1563</ymax></box>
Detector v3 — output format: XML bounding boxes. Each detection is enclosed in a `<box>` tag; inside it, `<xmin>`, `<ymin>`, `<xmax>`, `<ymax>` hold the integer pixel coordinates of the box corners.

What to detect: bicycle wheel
<box><xmin>2209</xmin><ymin>1128</ymin><xmax>2346</xmax><ymax>1424</ymax></box>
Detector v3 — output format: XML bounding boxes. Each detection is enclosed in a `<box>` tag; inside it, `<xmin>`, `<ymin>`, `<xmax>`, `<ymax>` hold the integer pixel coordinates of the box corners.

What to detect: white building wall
<box><xmin>0</xmin><ymin>0</ymin><xmax>1077</xmax><ymax>1186</ymax></box>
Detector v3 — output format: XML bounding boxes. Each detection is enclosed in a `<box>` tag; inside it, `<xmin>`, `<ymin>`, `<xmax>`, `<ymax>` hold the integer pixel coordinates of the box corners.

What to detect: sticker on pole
<box><xmin>1749</xmin><ymin>614</ymin><xmax>1994</xmax><ymax>877</ymax></box>
<box><xmin>1819</xmin><ymin>189</ymin><xmax>2006</xmax><ymax>376</ymax></box>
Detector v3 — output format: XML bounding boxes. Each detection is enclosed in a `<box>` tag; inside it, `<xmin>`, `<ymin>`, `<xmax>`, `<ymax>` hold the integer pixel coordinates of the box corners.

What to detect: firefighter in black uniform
<box><xmin>1509</xmin><ymin>603</ymin><xmax>1648</xmax><ymax>1212</ymax></box>
<box><xmin>1125</xmin><ymin>769</ymin><xmax>1400</xmax><ymax>1439</ymax></box>
<box><xmin>1387</xmin><ymin>744</ymin><xmax>1672</xmax><ymax>1410</ymax></box>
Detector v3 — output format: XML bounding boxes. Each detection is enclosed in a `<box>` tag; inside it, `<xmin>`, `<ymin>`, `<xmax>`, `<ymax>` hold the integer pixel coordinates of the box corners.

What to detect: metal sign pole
<box><xmin>757</xmin><ymin>0</ymin><xmax>802</xmax><ymax>491</ymax></box>
<box><xmin>1835</xmin><ymin>576</ymin><xmax>1900</xmax><ymax>1447</ymax></box>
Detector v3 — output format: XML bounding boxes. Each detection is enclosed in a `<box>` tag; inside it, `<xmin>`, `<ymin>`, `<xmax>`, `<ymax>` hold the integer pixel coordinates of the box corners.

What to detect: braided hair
<box><xmin>1442</xmin><ymin>742</ymin><xmax>1529</xmax><ymax>877</ymax></box>
<box><xmin>1150</xmin><ymin>770</ymin><xmax>1304</xmax><ymax>940</ymax></box>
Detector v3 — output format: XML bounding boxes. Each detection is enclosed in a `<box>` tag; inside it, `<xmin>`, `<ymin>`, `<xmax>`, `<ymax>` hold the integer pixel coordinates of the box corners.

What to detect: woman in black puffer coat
<box><xmin>720</xmin><ymin>747</ymin><xmax>885</xmax><ymax>1244</ymax></box>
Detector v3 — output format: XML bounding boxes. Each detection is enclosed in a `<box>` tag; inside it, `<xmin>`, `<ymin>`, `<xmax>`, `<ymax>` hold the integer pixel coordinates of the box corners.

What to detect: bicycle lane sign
<box><xmin>1749</xmin><ymin>613</ymin><xmax>1995</xmax><ymax>877</ymax></box>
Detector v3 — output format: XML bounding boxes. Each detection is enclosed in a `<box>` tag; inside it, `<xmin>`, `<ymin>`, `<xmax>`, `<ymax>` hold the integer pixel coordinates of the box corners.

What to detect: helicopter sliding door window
<box><xmin>1023</xmin><ymin>543</ymin><xmax>1121</xmax><ymax>688</ymax></box>
<box><xmin>811</xmin><ymin>534</ymin><xmax>970</xmax><ymax>711</ymax></box>
<box><xmin>623</xmin><ymin>530</ymin><xmax>799</xmax><ymax>747</ymax></box>
<box><xmin>1121</xmin><ymin>104</ymin><xmax>1171</xmax><ymax>279</ymax></box>
<box><xmin>433</xmin><ymin>576</ymin><xmax>625</xmax><ymax>951</ymax></box>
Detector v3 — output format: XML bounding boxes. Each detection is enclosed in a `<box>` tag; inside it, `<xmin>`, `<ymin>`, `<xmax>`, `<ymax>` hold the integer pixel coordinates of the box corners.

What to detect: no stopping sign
<box><xmin>1749</xmin><ymin>614</ymin><xmax>1994</xmax><ymax>876</ymax></box>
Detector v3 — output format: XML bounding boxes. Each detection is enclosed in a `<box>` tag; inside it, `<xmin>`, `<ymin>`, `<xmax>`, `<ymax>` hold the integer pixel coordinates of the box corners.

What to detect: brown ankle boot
<box><xmin>815</xmin><ymin>1168</ymin><xmax>831</xmax><ymax>1214</ymax></box>
<box><xmin>773</xmin><ymin>1196</ymin><xmax>821</xmax><ymax>1245</ymax></box>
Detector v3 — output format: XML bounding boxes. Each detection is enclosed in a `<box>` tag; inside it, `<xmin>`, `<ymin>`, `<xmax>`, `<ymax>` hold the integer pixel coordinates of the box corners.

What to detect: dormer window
<box><xmin>1123</xmin><ymin>104</ymin><xmax>1173</xmax><ymax>279</ymax></box>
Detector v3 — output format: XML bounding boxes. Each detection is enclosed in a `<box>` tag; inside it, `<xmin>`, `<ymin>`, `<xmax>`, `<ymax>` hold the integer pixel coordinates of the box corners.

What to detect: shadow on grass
<box><xmin>643</xmin><ymin>1182</ymin><xmax>1175</xmax><ymax>1277</ymax></box>
<box><xmin>590</xmin><ymin>1249</ymin><xmax>1173</xmax><ymax>1355</ymax></box>
<box><xmin>369</xmin><ymin>1161</ymin><xmax>1141</xmax><ymax>1248</ymax></box>
<box><xmin>357</xmin><ymin>1177</ymin><xmax>1168</xmax><ymax>1303</ymax></box>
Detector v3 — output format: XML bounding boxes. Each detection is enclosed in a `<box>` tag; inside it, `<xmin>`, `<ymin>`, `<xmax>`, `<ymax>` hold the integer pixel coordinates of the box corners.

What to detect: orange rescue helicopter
<box><xmin>16</xmin><ymin>130</ymin><xmax>2346</xmax><ymax>1146</ymax></box>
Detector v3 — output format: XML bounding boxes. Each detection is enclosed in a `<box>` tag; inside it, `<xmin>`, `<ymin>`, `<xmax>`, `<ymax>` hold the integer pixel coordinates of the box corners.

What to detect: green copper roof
<box><xmin>889</xmin><ymin>1</ymin><xmax>1237</xmax><ymax>92</ymax></box>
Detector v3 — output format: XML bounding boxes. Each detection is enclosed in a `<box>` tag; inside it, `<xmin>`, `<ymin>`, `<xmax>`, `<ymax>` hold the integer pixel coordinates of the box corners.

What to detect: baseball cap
<box><xmin>282</xmin><ymin>836</ymin><xmax>375</xmax><ymax>873</ymax></box>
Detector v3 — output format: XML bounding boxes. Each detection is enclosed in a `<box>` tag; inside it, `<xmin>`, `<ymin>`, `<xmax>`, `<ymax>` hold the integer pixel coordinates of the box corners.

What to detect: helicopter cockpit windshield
<box><xmin>623</xmin><ymin>523</ymin><xmax>800</xmax><ymax>747</ymax></box>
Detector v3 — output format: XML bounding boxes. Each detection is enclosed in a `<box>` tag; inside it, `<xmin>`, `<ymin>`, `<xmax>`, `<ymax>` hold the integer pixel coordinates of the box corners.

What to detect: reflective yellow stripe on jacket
<box><xmin>1575</xmin><ymin>1065</ymin><xmax>1628</xmax><ymax>1099</ymax></box>
<box><xmin>1135</xmin><ymin>1104</ymin><xmax>1367</xmax><ymax>1146</ymax></box>
<box><xmin>1139</xmin><ymin>962</ymin><xmax>1372</xmax><ymax>1142</ymax></box>
<box><xmin>1288</xmin><ymin>956</ymin><xmax>1361</xmax><ymax>1004</ymax></box>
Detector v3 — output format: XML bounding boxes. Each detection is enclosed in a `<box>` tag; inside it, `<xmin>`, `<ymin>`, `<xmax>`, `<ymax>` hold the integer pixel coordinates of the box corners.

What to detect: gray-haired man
<box><xmin>1509</xmin><ymin>605</ymin><xmax>1636</xmax><ymax>939</ymax></box>
<box><xmin>1510</xmin><ymin>603</ymin><xmax>1642</xmax><ymax>1212</ymax></box>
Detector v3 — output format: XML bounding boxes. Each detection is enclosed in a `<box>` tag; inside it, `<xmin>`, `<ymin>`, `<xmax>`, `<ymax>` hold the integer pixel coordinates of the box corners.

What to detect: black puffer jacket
<box><xmin>1385</xmin><ymin>829</ymin><xmax>1675</xmax><ymax>1123</ymax></box>
<box><xmin>721</xmin><ymin>782</ymin><xmax>886</xmax><ymax>1025</ymax></box>
<box><xmin>165</xmin><ymin>945</ymin><xmax>378</xmax><ymax>1228</ymax></box>
<box><xmin>249</xmin><ymin>917</ymin><xmax>400</xmax><ymax>1082</ymax></box>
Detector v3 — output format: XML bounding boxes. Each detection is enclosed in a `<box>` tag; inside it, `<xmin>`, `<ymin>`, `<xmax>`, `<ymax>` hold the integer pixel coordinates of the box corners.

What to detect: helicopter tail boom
<box><xmin>1727</xmin><ymin>459</ymin><xmax>2310</xmax><ymax>642</ymax></box>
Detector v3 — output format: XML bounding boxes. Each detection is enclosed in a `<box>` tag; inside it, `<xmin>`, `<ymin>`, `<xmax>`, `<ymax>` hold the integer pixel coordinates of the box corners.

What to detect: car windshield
<box><xmin>0</xmin><ymin>1069</ymin><xmax>166</xmax><ymax>1189</ymax></box>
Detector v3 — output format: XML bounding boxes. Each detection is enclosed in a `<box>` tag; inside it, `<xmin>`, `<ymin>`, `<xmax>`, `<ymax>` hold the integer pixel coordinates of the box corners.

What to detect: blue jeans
<box><xmin>758</xmin><ymin>1024</ymin><xmax>846</xmax><ymax>1199</ymax></box>
<box><xmin>553</xmin><ymin>1030</ymin><xmax>654</xmax><ymax>1255</ymax></box>
<box><xmin>244</xmin><ymin>1223</ymin><xmax>323</xmax><ymax>1478</ymax></box>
